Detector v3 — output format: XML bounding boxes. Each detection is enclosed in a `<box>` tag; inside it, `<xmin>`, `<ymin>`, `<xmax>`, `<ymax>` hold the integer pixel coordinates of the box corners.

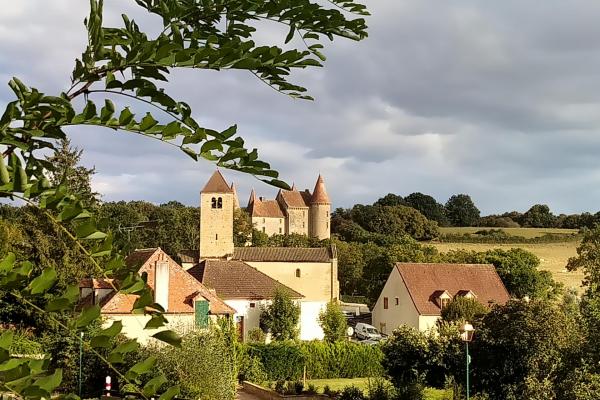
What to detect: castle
<box><xmin>199</xmin><ymin>172</ymin><xmax>331</xmax><ymax>258</ymax></box>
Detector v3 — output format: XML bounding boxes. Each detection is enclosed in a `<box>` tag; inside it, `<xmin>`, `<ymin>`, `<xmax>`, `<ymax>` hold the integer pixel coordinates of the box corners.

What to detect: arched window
<box><xmin>217</xmin><ymin>197</ymin><xmax>223</xmax><ymax>208</ymax></box>
<box><xmin>295</xmin><ymin>268</ymin><xmax>301</xmax><ymax>278</ymax></box>
<box><xmin>211</xmin><ymin>197</ymin><xmax>217</xmax><ymax>208</ymax></box>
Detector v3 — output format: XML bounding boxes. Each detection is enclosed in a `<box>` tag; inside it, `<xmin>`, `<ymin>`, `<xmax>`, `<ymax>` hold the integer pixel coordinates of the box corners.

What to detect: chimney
<box><xmin>155</xmin><ymin>261</ymin><xmax>170</xmax><ymax>311</ymax></box>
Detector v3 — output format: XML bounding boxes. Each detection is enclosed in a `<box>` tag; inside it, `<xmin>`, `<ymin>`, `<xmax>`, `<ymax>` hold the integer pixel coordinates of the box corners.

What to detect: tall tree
<box><xmin>318</xmin><ymin>301</ymin><xmax>348</xmax><ymax>342</ymax></box>
<box><xmin>520</xmin><ymin>204</ymin><xmax>556</xmax><ymax>228</ymax></box>
<box><xmin>45</xmin><ymin>138</ymin><xmax>99</xmax><ymax>207</ymax></box>
<box><xmin>445</xmin><ymin>194</ymin><xmax>480</xmax><ymax>226</ymax></box>
<box><xmin>404</xmin><ymin>192</ymin><xmax>448</xmax><ymax>226</ymax></box>
<box><xmin>259</xmin><ymin>289</ymin><xmax>301</xmax><ymax>341</ymax></box>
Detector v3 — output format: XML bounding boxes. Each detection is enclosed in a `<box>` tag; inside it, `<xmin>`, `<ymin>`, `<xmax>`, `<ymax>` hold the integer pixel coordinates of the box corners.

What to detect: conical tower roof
<box><xmin>231</xmin><ymin>182</ymin><xmax>240</xmax><ymax>209</ymax></box>
<box><xmin>247</xmin><ymin>188</ymin><xmax>257</xmax><ymax>207</ymax></box>
<box><xmin>201</xmin><ymin>170</ymin><xmax>233</xmax><ymax>193</ymax></box>
<box><xmin>311</xmin><ymin>174</ymin><xmax>330</xmax><ymax>204</ymax></box>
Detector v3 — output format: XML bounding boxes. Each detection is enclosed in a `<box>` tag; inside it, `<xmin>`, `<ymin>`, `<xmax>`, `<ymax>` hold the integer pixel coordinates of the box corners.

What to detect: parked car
<box><xmin>354</xmin><ymin>323</ymin><xmax>382</xmax><ymax>341</ymax></box>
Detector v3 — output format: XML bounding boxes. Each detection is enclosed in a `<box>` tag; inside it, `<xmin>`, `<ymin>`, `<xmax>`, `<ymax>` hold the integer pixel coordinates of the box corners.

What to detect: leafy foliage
<box><xmin>318</xmin><ymin>301</ymin><xmax>348</xmax><ymax>342</ymax></box>
<box><xmin>0</xmin><ymin>0</ymin><xmax>369</xmax><ymax>397</ymax></box>
<box><xmin>259</xmin><ymin>289</ymin><xmax>300</xmax><ymax>341</ymax></box>
<box><xmin>440</xmin><ymin>296</ymin><xmax>489</xmax><ymax>324</ymax></box>
<box><xmin>445</xmin><ymin>194</ymin><xmax>480</xmax><ymax>227</ymax></box>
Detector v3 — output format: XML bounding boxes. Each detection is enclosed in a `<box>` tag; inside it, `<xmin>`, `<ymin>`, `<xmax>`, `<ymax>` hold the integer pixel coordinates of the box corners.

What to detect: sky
<box><xmin>3</xmin><ymin>1</ymin><xmax>600</xmax><ymax>215</ymax></box>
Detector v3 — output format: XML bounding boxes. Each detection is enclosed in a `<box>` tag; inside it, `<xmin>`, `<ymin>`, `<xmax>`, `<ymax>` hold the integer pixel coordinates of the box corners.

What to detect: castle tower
<box><xmin>199</xmin><ymin>171</ymin><xmax>234</xmax><ymax>259</ymax></box>
<box><xmin>309</xmin><ymin>175</ymin><xmax>331</xmax><ymax>240</ymax></box>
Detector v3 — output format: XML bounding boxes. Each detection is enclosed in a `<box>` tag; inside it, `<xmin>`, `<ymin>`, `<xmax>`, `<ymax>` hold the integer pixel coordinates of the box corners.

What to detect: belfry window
<box><xmin>217</xmin><ymin>197</ymin><xmax>223</xmax><ymax>209</ymax></box>
<box><xmin>211</xmin><ymin>197</ymin><xmax>217</xmax><ymax>208</ymax></box>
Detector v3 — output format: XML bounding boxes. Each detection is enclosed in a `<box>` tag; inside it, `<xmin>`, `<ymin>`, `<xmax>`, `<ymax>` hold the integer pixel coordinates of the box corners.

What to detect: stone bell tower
<box><xmin>199</xmin><ymin>170</ymin><xmax>234</xmax><ymax>259</ymax></box>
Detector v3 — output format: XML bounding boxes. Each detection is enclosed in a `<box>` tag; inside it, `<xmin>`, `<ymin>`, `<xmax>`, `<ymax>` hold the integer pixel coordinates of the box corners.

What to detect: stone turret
<box><xmin>309</xmin><ymin>175</ymin><xmax>331</xmax><ymax>240</ymax></box>
<box><xmin>199</xmin><ymin>171</ymin><xmax>234</xmax><ymax>258</ymax></box>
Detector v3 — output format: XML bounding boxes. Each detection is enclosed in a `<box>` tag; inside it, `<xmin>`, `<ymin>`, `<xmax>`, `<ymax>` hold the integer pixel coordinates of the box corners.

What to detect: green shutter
<box><xmin>195</xmin><ymin>300</ymin><xmax>209</xmax><ymax>328</ymax></box>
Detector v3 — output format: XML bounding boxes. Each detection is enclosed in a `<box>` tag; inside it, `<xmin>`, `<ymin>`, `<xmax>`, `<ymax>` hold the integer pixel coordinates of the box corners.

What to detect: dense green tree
<box><xmin>335</xmin><ymin>240</ymin><xmax>366</xmax><ymax>295</ymax></box>
<box><xmin>233</xmin><ymin>208</ymin><xmax>253</xmax><ymax>247</ymax></box>
<box><xmin>350</xmin><ymin>204</ymin><xmax>439</xmax><ymax>241</ymax></box>
<box><xmin>318</xmin><ymin>301</ymin><xmax>348</xmax><ymax>342</ymax></box>
<box><xmin>440</xmin><ymin>296</ymin><xmax>489</xmax><ymax>324</ymax></box>
<box><xmin>374</xmin><ymin>193</ymin><xmax>405</xmax><ymax>207</ymax></box>
<box><xmin>45</xmin><ymin>138</ymin><xmax>99</xmax><ymax>208</ymax></box>
<box><xmin>471</xmin><ymin>300</ymin><xmax>580</xmax><ymax>400</ymax></box>
<box><xmin>477</xmin><ymin>215</ymin><xmax>520</xmax><ymax>228</ymax></box>
<box><xmin>520</xmin><ymin>204</ymin><xmax>556</xmax><ymax>228</ymax></box>
<box><xmin>251</xmin><ymin>228</ymin><xmax>269</xmax><ymax>247</ymax></box>
<box><xmin>445</xmin><ymin>194</ymin><xmax>480</xmax><ymax>226</ymax></box>
<box><xmin>260</xmin><ymin>289</ymin><xmax>301</xmax><ymax>341</ymax></box>
<box><xmin>404</xmin><ymin>192</ymin><xmax>448</xmax><ymax>226</ymax></box>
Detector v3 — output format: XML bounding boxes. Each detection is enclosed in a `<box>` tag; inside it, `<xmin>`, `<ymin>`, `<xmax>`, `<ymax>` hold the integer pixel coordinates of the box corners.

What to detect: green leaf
<box><xmin>285</xmin><ymin>24</ymin><xmax>295</xmax><ymax>44</ymax></box>
<box><xmin>0</xmin><ymin>330</ymin><xmax>14</xmax><ymax>350</ymax></box>
<box><xmin>181</xmin><ymin>147</ymin><xmax>198</xmax><ymax>161</ymax></box>
<box><xmin>144</xmin><ymin>313</ymin><xmax>167</xmax><ymax>329</ymax></box>
<box><xmin>128</xmin><ymin>356</ymin><xmax>156</xmax><ymax>377</ymax></box>
<box><xmin>143</xmin><ymin>375</ymin><xmax>168</xmax><ymax>397</ymax></box>
<box><xmin>75</xmin><ymin>305</ymin><xmax>101</xmax><ymax>328</ymax></box>
<box><xmin>28</xmin><ymin>267</ymin><xmax>57</xmax><ymax>295</ymax></box>
<box><xmin>45</xmin><ymin>284</ymin><xmax>80</xmax><ymax>312</ymax></box>
<box><xmin>0</xmin><ymin>253</ymin><xmax>16</xmax><ymax>274</ymax></box>
<box><xmin>159</xmin><ymin>385</ymin><xmax>180</xmax><ymax>400</ymax></box>
<box><xmin>152</xmin><ymin>330</ymin><xmax>182</xmax><ymax>347</ymax></box>
<box><xmin>100</xmin><ymin>99</ymin><xmax>116</xmax><ymax>122</ymax></box>
<box><xmin>35</xmin><ymin>369</ymin><xmax>62</xmax><ymax>392</ymax></box>
<box><xmin>0</xmin><ymin>155</ymin><xmax>9</xmax><ymax>184</ymax></box>
<box><xmin>140</xmin><ymin>113</ymin><xmax>158</xmax><ymax>131</ymax></box>
<box><xmin>90</xmin><ymin>335</ymin><xmax>112</xmax><ymax>348</ymax></box>
<box><xmin>119</xmin><ymin>107</ymin><xmax>135</xmax><ymax>125</ymax></box>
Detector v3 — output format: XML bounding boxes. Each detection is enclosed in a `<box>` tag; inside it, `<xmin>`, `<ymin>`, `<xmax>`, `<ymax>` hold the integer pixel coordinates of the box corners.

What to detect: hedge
<box><xmin>239</xmin><ymin>340</ymin><xmax>384</xmax><ymax>382</ymax></box>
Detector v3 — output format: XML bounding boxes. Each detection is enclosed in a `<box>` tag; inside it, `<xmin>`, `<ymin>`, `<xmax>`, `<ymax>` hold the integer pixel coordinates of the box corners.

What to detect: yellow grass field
<box><xmin>432</xmin><ymin>241</ymin><xmax>583</xmax><ymax>291</ymax></box>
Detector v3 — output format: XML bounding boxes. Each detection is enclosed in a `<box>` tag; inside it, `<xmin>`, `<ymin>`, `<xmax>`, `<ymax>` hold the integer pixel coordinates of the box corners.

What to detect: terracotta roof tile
<box><xmin>248</xmin><ymin>199</ymin><xmax>285</xmax><ymax>218</ymax></box>
<box><xmin>178</xmin><ymin>249</ymin><xmax>199</xmax><ymax>264</ymax></box>
<box><xmin>201</xmin><ymin>170</ymin><xmax>234</xmax><ymax>193</ymax></box>
<box><xmin>311</xmin><ymin>175</ymin><xmax>330</xmax><ymax>204</ymax></box>
<box><xmin>79</xmin><ymin>278</ymin><xmax>115</xmax><ymax>289</ymax></box>
<box><xmin>396</xmin><ymin>263</ymin><xmax>510</xmax><ymax>316</ymax></box>
<box><xmin>278</xmin><ymin>190</ymin><xmax>309</xmax><ymax>208</ymax></box>
<box><xmin>232</xmin><ymin>247</ymin><xmax>333</xmax><ymax>262</ymax></box>
<box><xmin>188</xmin><ymin>260</ymin><xmax>303</xmax><ymax>300</ymax></box>
<box><xmin>87</xmin><ymin>248</ymin><xmax>234</xmax><ymax>315</ymax></box>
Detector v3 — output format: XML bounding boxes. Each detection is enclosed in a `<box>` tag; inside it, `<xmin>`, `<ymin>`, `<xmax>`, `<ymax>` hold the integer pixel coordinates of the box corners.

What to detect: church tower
<box><xmin>309</xmin><ymin>174</ymin><xmax>331</xmax><ymax>240</ymax></box>
<box><xmin>199</xmin><ymin>171</ymin><xmax>234</xmax><ymax>259</ymax></box>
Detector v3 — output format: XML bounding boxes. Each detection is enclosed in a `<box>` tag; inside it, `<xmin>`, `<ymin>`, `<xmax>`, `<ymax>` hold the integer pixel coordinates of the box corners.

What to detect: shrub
<box><xmin>306</xmin><ymin>383</ymin><xmax>318</xmax><ymax>395</ymax></box>
<box><xmin>339</xmin><ymin>386</ymin><xmax>367</xmax><ymax>400</ymax></box>
<box><xmin>274</xmin><ymin>380</ymin><xmax>286</xmax><ymax>394</ymax></box>
<box><xmin>259</xmin><ymin>289</ymin><xmax>300</xmax><ymax>341</ymax></box>
<box><xmin>247</xmin><ymin>327</ymin><xmax>266</xmax><ymax>343</ymax></box>
<box><xmin>368</xmin><ymin>379</ymin><xmax>396</xmax><ymax>400</ymax></box>
<box><xmin>318</xmin><ymin>301</ymin><xmax>348</xmax><ymax>342</ymax></box>
<box><xmin>440</xmin><ymin>296</ymin><xmax>489</xmax><ymax>323</ymax></box>
<box><xmin>148</xmin><ymin>328</ymin><xmax>236</xmax><ymax>400</ymax></box>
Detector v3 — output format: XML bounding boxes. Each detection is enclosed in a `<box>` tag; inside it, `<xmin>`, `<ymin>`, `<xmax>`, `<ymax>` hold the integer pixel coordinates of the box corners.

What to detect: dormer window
<box><xmin>436</xmin><ymin>290</ymin><xmax>452</xmax><ymax>309</ymax></box>
<box><xmin>457</xmin><ymin>290</ymin><xmax>477</xmax><ymax>299</ymax></box>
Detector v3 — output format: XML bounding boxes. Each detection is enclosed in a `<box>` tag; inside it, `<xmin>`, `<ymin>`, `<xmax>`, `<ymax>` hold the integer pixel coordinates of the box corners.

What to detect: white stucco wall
<box><xmin>372</xmin><ymin>268</ymin><xmax>420</xmax><ymax>334</ymax></box>
<box><xmin>418</xmin><ymin>315</ymin><xmax>440</xmax><ymax>332</ymax></box>
<box><xmin>299</xmin><ymin>301</ymin><xmax>326</xmax><ymax>340</ymax></box>
<box><xmin>104</xmin><ymin>314</ymin><xmax>198</xmax><ymax>345</ymax></box>
<box><xmin>225</xmin><ymin>299</ymin><xmax>270</xmax><ymax>341</ymax></box>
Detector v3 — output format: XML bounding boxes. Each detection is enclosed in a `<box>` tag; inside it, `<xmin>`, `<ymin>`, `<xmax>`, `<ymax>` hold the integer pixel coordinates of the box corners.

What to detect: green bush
<box><xmin>339</xmin><ymin>386</ymin><xmax>367</xmax><ymax>400</ymax></box>
<box><xmin>240</xmin><ymin>340</ymin><xmax>384</xmax><ymax>382</ymax></box>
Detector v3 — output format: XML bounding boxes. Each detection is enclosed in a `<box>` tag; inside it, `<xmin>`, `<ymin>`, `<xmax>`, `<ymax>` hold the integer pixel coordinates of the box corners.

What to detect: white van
<box><xmin>354</xmin><ymin>323</ymin><xmax>382</xmax><ymax>341</ymax></box>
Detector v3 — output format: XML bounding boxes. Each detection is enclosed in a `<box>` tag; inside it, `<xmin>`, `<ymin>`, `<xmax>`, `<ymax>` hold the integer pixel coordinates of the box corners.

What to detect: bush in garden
<box><xmin>147</xmin><ymin>328</ymin><xmax>236</xmax><ymax>400</ymax></box>
<box><xmin>338</xmin><ymin>386</ymin><xmax>367</xmax><ymax>400</ymax></box>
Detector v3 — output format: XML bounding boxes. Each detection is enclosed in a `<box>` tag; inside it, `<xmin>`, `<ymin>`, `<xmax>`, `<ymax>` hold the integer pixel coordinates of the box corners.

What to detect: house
<box><xmin>79</xmin><ymin>247</ymin><xmax>234</xmax><ymax>343</ymax></box>
<box><xmin>372</xmin><ymin>263</ymin><xmax>510</xmax><ymax>334</ymax></box>
<box><xmin>180</xmin><ymin>170</ymin><xmax>339</xmax><ymax>341</ymax></box>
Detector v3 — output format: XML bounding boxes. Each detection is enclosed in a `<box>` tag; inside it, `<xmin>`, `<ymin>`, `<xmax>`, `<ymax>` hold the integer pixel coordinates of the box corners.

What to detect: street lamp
<box><xmin>460</xmin><ymin>322</ymin><xmax>475</xmax><ymax>400</ymax></box>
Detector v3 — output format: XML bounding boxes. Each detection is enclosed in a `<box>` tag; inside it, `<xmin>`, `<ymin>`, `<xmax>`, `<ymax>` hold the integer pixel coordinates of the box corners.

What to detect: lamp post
<box><xmin>78</xmin><ymin>331</ymin><xmax>84</xmax><ymax>398</ymax></box>
<box><xmin>460</xmin><ymin>322</ymin><xmax>475</xmax><ymax>400</ymax></box>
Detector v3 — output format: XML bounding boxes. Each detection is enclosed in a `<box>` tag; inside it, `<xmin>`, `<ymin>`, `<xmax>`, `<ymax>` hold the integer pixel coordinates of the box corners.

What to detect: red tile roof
<box><xmin>232</xmin><ymin>247</ymin><xmax>333</xmax><ymax>262</ymax></box>
<box><xmin>248</xmin><ymin>199</ymin><xmax>285</xmax><ymax>218</ymax></box>
<box><xmin>188</xmin><ymin>260</ymin><xmax>303</xmax><ymax>300</ymax></box>
<box><xmin>201</xmin><ymin>170</ymin><xmax>234</xmax><ymax>193</ymax></box>
<box><xmin>278</xmin><ymin>190</ymin><xmax>309</xmax><ymax>208</ymax></box>
<box><xmin>311</xmin><ymin>175</ymin><xmax>330</xmax><ymax>204</ymax></box>
<box><xmin>84</xmin><ymin>248</ymin><xmax>234</xmax><ymax>315</ymax></box>
<box><xmin>396</xmin><ymin>263</ymin><xmax>510</xmax><ymax>316</ymax></box>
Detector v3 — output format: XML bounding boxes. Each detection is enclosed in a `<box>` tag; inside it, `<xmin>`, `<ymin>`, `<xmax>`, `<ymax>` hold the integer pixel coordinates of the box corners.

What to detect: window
<box><xmin>295</xmin><ymin>268</ymin><xmax>301</xmax><ymax>278</ymax></box>
<box><xmin>211</xmin><ymin>197</ymin><xmax>217</xmax><ymax>208</ymax></box>
<box><xmin>302</xmin><ymin>222</ymin><xmax>305</xmax><ymax>228</ymax></box>
<box><xmin>326</xmin><ymin>211</ymin><xmax>329</xmax><ymax>217</ymax></box>
<box><xmin>217</xmin><ymin>197</ymin><xmax>223</xmax><ymax>208</ymax></box>
<box><xmin>279</xmin><ymin>228</ymin><xmax>282</xmax><ymax>234</ymax></box>
<box><xmin>395</xmin><ymin>297</ymin><xmax>399</xmax><ymax>306</ymax></box>
<box><xmin>263</xmin><ymin>218</ymin><xmax>265</xmax><ymax>223</ymax></box>
<box><xmin>383</xmin><ymin>297</ymin><xmax>388</xmax><ymax>309</ymax></box>
<box><xmin>262</xmin><ymin>227</ymin><xmax>266</xmax><ymax>233</ymax></box>
<box><xmin>326</xmin><ymin>221</ymin><xmax>329</xmax><ymax>229</ymax></box>
<box><xmin>440</xmin><ymin>298</ymin><xmax>450</xmax><ymax>309</ymax></box>
<box><xmin>215</xmin><ymin>234</ymin><xmax>218</xmax><ymax>240</ymax></box>
<box><xmin>280</xmin><ymin>219</ymin><xmax>283</xmax><ymax>224</ymax></box>
<box><xmin>249</xmin><ymin>302</ymin><xmax>256</xmax><ymax>308</ymax></box>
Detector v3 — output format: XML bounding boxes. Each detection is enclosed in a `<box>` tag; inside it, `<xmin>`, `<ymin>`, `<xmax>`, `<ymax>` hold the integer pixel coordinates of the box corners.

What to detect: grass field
<box><xmin>304</xmin><ymin>378</ymin><xmax>450</xmax><ymax>399</ymax></box>
<box><xmin>433</xmin><ymin>237</ymin><xmax>583</xmax><ymax>291</ymax></box>
<box><xmin>439</xmin><ymin>227</ymin><xmax>579</xmax><ymax>238</ymax></box>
